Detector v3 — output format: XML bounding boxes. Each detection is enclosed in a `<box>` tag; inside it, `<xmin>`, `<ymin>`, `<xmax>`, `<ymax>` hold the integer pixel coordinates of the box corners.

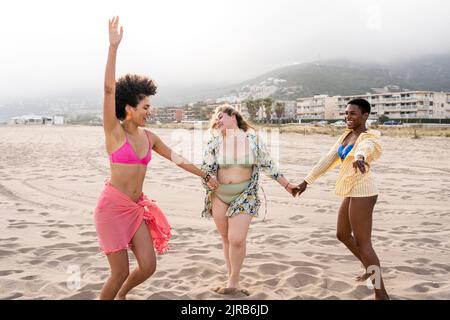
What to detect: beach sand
<box><xmin>0</xmin><ymin>125</ymin><xmax>449</xmax><ymax>300</ymax></box>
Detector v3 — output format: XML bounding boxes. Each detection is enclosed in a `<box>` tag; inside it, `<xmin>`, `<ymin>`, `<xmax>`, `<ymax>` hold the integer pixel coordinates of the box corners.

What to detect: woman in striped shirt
<box><xmin>296</xmin><ymin>98</ymin><xmax>390</xmax><ymax>300</ymax></box>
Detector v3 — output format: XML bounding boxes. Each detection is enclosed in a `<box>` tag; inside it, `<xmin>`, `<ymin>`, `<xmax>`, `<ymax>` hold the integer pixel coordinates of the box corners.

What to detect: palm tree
<box><xmin>275</xmin><ymin>102</ymin><xmax>285</xmax><ymax>124</ymax></box>
<box><xmin>263</xmin><ymin>98</ymin><xmax>273</xmax><ymax>123</ymax></box>
<box><xmin>246</xmin><ymin>99</ymin><xmax>258</xmax><ymax>121</ymax></box>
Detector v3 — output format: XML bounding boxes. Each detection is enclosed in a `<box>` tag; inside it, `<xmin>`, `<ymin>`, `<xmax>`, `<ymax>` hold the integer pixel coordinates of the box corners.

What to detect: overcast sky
<box><xmin>1</xmin><ymin>0</ymin><xmax>449</xmax><ymax>102</ymax></box>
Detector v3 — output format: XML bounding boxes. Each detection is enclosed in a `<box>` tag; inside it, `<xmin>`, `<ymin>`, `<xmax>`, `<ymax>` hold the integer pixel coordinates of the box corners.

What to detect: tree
<box><xmin>200</xmin><ymin>105</ymin><xmax>211</xmax><ymax>121</ymax></box>
<box><xmin>263</xmin><ymin>98</ymin><xmax>273</xmax><ymax>123</ymax></box>
<box><xmin>378</xmin><ymin>114</ymin><xmax>389</xmax><ymax>124</ymax></box>
<box><xmin>245</xmin><ymin>99</ymin><xmax>258</xmax><ymax>121</ymax></box>
<box><xmin>275</xmin><ymin>102</ymin><xmax>285</xmax><ymax>123</ymax></box>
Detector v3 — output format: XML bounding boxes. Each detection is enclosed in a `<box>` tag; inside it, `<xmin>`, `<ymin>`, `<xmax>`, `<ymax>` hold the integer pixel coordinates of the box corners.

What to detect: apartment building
<box><xmin>296</xmin><ymin>91</ymin><xmax>450</xmax><ymax>120</ymax></box>
<box><xmin>151</xmin><ymin>106</ymin><xmax>184</xmax><ymax>122</ymax></box>
<box><xmin>296</xmin><ymin>95</ymin><xmax>338</xmax><ymax>119</ymax></box>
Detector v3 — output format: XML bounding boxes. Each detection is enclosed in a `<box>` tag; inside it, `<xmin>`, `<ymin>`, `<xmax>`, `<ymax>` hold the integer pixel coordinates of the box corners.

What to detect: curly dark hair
<box><xmin>115</xmin><ymin>74</ymin><xmax>157</xmax><ymax>120</ymax></box>
<box><xmin>347</xmin><ymin>98</ymin><xmax>371</xmax><ymax>115</ymax></box>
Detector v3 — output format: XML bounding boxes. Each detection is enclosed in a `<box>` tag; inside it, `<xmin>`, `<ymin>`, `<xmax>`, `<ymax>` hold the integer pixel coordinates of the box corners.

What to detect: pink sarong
<box><xmin>94</xmin><ymin>181</ymin><xmax>171</xmax><ymax>255</ymax></box>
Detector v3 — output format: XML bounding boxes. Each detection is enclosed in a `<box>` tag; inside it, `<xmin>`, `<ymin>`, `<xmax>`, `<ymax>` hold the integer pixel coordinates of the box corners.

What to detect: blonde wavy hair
<box><xmin>209</xmin><ymin>104</ymin><xmax>255</xmax><ymax>133</ymax></box>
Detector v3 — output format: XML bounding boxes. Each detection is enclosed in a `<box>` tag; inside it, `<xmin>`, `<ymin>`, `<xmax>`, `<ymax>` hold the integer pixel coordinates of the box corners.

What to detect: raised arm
<box><xmin>103</xmin><ymin>16</ymin><xmax>123</xmax><ymax>135</ymax></box>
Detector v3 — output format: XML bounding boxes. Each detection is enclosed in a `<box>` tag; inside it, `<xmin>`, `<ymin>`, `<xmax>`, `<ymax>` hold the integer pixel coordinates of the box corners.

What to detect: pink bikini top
<box><xmin>109</xmin><ymin>131</ymin><xmax>152</xmax><ymax>166</ymax></box>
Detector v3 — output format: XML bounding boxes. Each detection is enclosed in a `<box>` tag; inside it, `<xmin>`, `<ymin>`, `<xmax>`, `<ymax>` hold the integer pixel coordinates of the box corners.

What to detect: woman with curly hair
<box><xmin>201</xmin><ymin>104</ymin><xmax>299</xmax><ymax>296</ymax></box>
<box><xmin>94</xmin><ymin>16</ymin><xmax>218</xmax><ymax>300</ymax></box>
<box><xmin>296</xmin><ymin>98</ymin><xmax>390</xmax><ymax>300</ymax></box>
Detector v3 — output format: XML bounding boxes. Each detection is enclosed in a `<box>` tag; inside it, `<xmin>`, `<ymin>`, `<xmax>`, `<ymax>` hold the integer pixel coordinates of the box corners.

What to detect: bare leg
<box><xmin>226</xmin><ymin>213</ymin><xmax>252</xmax><ymax>295</ymax></box>
<box><xmin>349</xmin><ymin>196</ymin><xmax>389</xmax><ymax>300</ymax></box>
<box><xmin>336</xmin><ymin>197</ymin><xmax>368</xmax><ymax>280</ymax></box>
<box><xmin>99</xmin><ymin>250</ymin><xmax>129</xmax><ymax>300</ymax></box>
<box><xmin>117</xmin><ymin>221</ymin><xmax>156</xmax><ymax>299</ymax></box>
<box><xmin>211</xmin><ymin>195</ymin><xmax>231</xmax><ymax>278</ymax></box>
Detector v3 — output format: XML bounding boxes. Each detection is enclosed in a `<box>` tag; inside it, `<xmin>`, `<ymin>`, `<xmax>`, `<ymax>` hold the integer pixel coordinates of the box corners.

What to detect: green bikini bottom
<box><xmin>214</xmin><ymin>180</ymin><xmax>251</xmax><ymax>204</ymax></box>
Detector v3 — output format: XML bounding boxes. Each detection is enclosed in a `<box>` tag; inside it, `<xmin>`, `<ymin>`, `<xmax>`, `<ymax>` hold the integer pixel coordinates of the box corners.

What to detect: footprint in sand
<box><xmin>421</xmin><ymin>222</ymin><xmax>442</xmax><ymax>226</ymax></box>
<box><xmin>292</xmin><ymin>265</ymin><xmax>323</xmax><ymax>276</ymax></box>
<box><xmin>79</xmin><ymin>240</ymin><xmax>97</xmax><ymax>245</ymax></box>
<box><xmin>2</xmin><ymin>293</ymin><xmax>23</xmax><ymax>299</ymax></box>
<box><xmin>318</xmin><ymin>239</ymin><xmax>338</xmax><ymax>246</ymax></box>
<box><xmin>80</xmin><ymin>231</ymin><xmax>97</xmax><ymax>237</ymax></box>
<box><xmin>49</xmin><ymin>223</ymin><xmax>73</xmax><ymax>229</ymax></box>
<box><xmin>45</xmin><ymin>260</ymin><xmax>60</xmax><ymax>268</ymax></box>
<box><xmin>74</xmin><ymin>246</ymin><xmax>101</xmax><ymax>254</ymax></box>
<box><xmin>21</xmin><ymin>275</ymin><xmax>39</xmax><ymax>280</ymax></box>
<box><xmin>0</xmin><ymin>237</ymin><xmax>19</xmax><ymax>242</ymax></box>
<box><xmin>18</xmin><ymin>247</ymin><xmax>34</xmax><ymax>254</ymax></box>
<box><xmin>8</xmin><ymin>221</ymin><xmax>30</xmax><ymax>229</ymax></box>
<box><xmin>284</xmin><ymin>273</ymin><xmax>319</xmax><ymax>288</ymax></box>
<box><xmin>410</xmin><ymin>282</ymin><xmax>440</xmax><ymax>293</ymax></box>
<box><xmin>257</xmin><ymin>262</ymin><xmax>291</xmax><ymax>275</ymax></box>
<box><xmin>351</xmin><ymin>285</ymin><xmax>372</xmax><ymax>299</ymax></box>
<box><xmin>265</xmin><ymin>234</ymin><xmax>290</xmax><ymax>242</ymax></box>
<box><xmin>321</xmin><ymin>279</ymin><xmax>353</xmax><ymax>292</ymax></box>
<box><xmin>393</xmin><ymin>265</ymin><xmax>432</xmax><ymax>275</ymax></box>
<box><xmin>392</xmin><ymin>225</ymin><xmax>408</xmax><ymax>231</ymax></box>
<box><xmin>374</xmin><ymin>235</ymin><xmax>389</xmax><ymax>241</ymax></box>
<box><xmin>28</xmin><ymin>259</ymin><xmax>44</xmax><ymax>266</ymax></box>
<box><xmin>41</xmin><ymin>230</ymin><xmax>62</xmax><ymax>239</ymax></box>
<box><xmin>186</xmin><ymin>248</ymin><xmax>209</xmax><ymax>254</ymax></box>
<box><xmin>289</xmin><ymin>215</ymin><xmax>305</xmax><ymax>222</ymax></box>
<box><xmin>405</xmin><ymin>258</ymin><xmax>431</xmax><ymax>265</ymax></box>
<box><xmin>65</xmin><ymin>291</ymin><xmax>97</xmax><ymax>300</ymax></box>
<box><xmin>44</xmin><ymin>242</ymin><xmax>76</xmax><ymax>250</ymax></box>
<box><xmin>0</xmin><ymin>270</ymin><xmax>23</xmax><ymax>276</ymax></box>
<box><xmin>404</xmin><ymin>237</ymin><xmax>441</xmax><ymax>245</ymax></box>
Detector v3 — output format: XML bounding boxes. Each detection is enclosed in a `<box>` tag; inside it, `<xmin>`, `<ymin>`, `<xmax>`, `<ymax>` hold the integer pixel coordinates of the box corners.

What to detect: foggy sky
<box><xmin>1</xmin><ymin>0</ymin><xmax>450</xmax><ymax>103</ymax></box>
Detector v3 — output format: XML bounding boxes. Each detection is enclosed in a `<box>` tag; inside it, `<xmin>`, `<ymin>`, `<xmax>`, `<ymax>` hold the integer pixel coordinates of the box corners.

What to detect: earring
<box><xmin>126</xmin><ymin>111</ymin><xmax>132</xmax><ymax>121</ymax></box>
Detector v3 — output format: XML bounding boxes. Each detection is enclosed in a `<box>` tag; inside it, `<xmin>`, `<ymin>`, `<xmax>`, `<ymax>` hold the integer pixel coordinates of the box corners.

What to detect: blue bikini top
<box><xmin>338</xmin><ymin>144</ymin><xmax>354</xmax><ymax>160</ymax></box>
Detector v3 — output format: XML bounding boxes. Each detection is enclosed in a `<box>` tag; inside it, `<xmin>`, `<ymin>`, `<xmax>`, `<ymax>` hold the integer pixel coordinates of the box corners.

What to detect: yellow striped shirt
<box><xmin>304</xmin><ymin>129</ymin><xmax>382</xmax><ymax>197</ymax></box>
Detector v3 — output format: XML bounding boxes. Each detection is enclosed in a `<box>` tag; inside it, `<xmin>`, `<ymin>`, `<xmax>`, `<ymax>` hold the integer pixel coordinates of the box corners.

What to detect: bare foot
<box><xmin>116</xmin><ymin>293</ymin><xmax>126</xmax><ymax>300</ymax></box>
<box><xmin>375</xmin><ymin>291</ymin><xmax>390</xmax><ymax>300</ymax></box>
<box><xmin>213</xmin><ymin>286</ymin><xmax>250</xmax><ymax>296</ymax></box>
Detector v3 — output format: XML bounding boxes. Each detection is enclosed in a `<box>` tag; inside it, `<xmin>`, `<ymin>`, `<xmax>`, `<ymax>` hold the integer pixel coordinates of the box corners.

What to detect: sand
<box><xmin>0</xmin><ymin>125</ymin><xmax>449</xmax><ymax>300</ymax></box>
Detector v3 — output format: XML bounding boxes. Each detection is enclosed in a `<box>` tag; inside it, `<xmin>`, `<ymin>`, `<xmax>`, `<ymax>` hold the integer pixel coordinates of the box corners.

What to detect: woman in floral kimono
<box><xmin>201</xmin><ymin>104</ymin><xmax>299</xmax><ymax>295</ymax></box>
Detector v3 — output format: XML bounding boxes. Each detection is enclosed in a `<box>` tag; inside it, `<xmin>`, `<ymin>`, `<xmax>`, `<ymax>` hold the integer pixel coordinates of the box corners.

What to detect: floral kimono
<box><xmin>200</xmin><ymin>130</ymin><xmax>283</xmax><ymax>218</ymax></box>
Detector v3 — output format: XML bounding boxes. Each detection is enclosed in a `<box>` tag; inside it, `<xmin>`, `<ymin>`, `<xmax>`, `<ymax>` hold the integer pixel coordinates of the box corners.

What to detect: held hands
<box><xmin>295</xmin><ymin>181</ymin><xmax>308</xmax><ymax>197</ymax></box>
<box><xmin>285</xmin><ymin>183</ymin><xmax>301</xmax><ymax>198</ymax></box>
<box><xmin>353</xmin><ymin>156</ymin><xmax>370</xmax><ymax>174</ymax></box>
<box><xmin>109</xmin><ymin>16</ymin><xmax>123</xmax><ymax>48</ymax></box>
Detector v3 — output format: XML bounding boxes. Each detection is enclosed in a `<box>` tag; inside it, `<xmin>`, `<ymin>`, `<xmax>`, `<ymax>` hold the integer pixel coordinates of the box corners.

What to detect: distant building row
<box><xmin>138</xmin><ymin>90</ymin><xmax>450</xmax><ymax>123</ymax></box>
<box><xmin>297</xmin><ymin>91</ymin><xmax>450</xmax><ymax>120</ymax></box>
<box><xmin>8</xmin><ymin>114</ymin><xmax>65</xmax><ymax>125</ymax></box>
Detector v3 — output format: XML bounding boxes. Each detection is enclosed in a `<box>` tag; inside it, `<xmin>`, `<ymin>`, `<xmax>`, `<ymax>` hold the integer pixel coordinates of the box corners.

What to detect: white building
<box><xmin>296</xmin><ymin>91</ymin><xmax>450</xmax><ymax>120</ymax></box>
<box><xmin>53</xmin><ymin>116</ymin><xmax>65</xmax><ymax>125</ymax></box>
<box><xmin>334</xmin><ymin>91</ymin><xmax>450</xmax><ymax>119</ymax></box>
<box><xmin>296</xmin><ymin>95</ymin><xmax>337</xmax><ymax>119</ymax></box>
<box><xmin>8</xmin><ymin>114</ymin><xmax>64</xmax><ymax>125</ymax></box>
<box><xmin>272</xmin><ymin>100</ymin><xmax>297</xmax><ymax>120</ymax></box>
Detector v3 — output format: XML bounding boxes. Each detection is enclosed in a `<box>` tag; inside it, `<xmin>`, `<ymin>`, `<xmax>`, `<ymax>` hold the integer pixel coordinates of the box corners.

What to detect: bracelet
<box><xmin>284</xmin><ymin>181</ymin><xmax>289</xmax><ymax>189</ymax></box>
<box><xmin>204</xmin><ymin>172</ymin><xmax>211</xmax><ymax>182</ymax></box>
